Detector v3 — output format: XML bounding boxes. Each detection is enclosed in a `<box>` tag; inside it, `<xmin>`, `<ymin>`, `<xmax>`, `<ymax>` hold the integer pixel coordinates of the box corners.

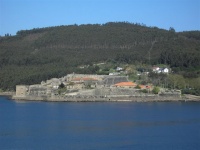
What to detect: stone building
<box><xmin>28</xmin><ymin>85</ymin><xmax>48</xmax><ymax>96</ymax></box>
<box><xmin>16</xmin><ymin>85</ymin><xmax>29</xmax><ymax>97</ymax></box>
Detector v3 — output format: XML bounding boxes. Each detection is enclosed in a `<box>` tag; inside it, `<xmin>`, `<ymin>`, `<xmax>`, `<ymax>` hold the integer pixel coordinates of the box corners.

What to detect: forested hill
<box><xmin>0</xmin><ymin>22</ymin><xmax>200</xmax><ymax>90</ymax></box>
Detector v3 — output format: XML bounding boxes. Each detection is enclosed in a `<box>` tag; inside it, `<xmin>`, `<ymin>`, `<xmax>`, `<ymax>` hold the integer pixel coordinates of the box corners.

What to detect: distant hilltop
<box><xmin>0</xmin><ymin>22</ymin><xmax>200</xmax><ymax>92</ymax></box>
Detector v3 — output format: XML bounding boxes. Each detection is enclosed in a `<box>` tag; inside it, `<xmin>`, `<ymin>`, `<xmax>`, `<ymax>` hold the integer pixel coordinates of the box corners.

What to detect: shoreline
<box><xmin>1</xmin><ymin>92</ymin><xmax>199</xmax><ymax>102</ymax></box>
<box><xmin>11</xmin><ymin>94</ymin><xmax>200</xmax><ymax>102</ymax></box>
<box><xmin>0</xmin><ymin>92</ymin><xmax>15</xmax><ymax>99</ymax></box>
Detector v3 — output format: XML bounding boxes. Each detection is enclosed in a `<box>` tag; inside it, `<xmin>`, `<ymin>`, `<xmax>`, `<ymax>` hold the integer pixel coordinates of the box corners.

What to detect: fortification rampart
<box><xmin>12</xmin><ymin>74</ymin><xmax>200</xmax><ymax>102</ymax></box>
<box><xmin>66</xmin><ymin>73</ymin><xmax>110</xmax><ymax>81</ymax></box>
<box><xmin>13</xmin><ymin>94</ymin><xmax>196</xmax><ymax>102</ymax></box>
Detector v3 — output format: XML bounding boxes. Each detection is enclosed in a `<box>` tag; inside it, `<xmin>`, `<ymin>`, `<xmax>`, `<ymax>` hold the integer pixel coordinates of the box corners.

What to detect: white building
<box><xmin>152</xmin><ymin>67</ymin><xmax>169</xmax><ymax>74</ymax></box>
<box><xmin>162</xmin><ymin>68</ymin><xmax>169</xmax><ymax>73</ymax></box>
<box><xmin>116</xmin><ymin>67</ymin><xmax>123</xmax><ymax>71</ymax></box>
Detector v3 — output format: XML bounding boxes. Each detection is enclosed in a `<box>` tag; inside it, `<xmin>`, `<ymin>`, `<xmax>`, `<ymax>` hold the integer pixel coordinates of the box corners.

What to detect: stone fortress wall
<box><xmin>15</xmin><ymin>85</ymin><xmax>29</xmax><ymax>97</ymax></box>
<box><xmin>13</xmin><ymin>73</ymin><xmax>184</xmax><ymax>102</ymax></box>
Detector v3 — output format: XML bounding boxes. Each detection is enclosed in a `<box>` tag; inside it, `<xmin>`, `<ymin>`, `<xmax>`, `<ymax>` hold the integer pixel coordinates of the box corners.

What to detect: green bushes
<box><xmin>182</xmin><ymin>88</ymin><xmax>200</xmax><ymax>96</ymax></box>
<box><xmin>152</xmin><ymin>87</ymin><xmax>160</xmax><ymax>94</ymax></box>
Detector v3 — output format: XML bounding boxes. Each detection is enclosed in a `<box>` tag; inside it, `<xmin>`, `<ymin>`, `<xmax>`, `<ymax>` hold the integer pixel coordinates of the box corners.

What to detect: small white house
<box><xmin>152</xmin><ymin>67</ymin><xmax>160</xmax><ymax>72</ymax></box>
<box><xmin>152</xmin><ymin>67</ymin><xmax>169</xmax><ymax>74</ymax></box>
<box><xmin>116</xmin><ymin>67</ymin><xmax>123</xmax><ymax>71</ymax></box>
<box><xmin>162</xmin><ymin>68</ymin><xmax>169</xmax><ymax>73</ymax></box>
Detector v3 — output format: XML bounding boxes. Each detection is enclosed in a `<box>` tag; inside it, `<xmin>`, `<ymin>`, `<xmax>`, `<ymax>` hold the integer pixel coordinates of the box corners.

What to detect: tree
<box><xmin>169</xmin><ymin>27</ymin><xmax>175</xmax><ymax>33</ymax></box>
<box><xmin>168</xmin><ymin>74</ymin><xmax>185</xmax><ymax>89</ymax></box>
<box><xmin>135</xmin><ymin>85</ymin><xmax>141</xmax><ymax>89</ymax></box>
<box><xmin>59</xmin><ymin>83</ymin><xmax>65</xmax><ymax>89</ymax></box>
<box><xmin>152</xmin><ymin>86</ymin><xmax>160</xmax><ymax>94</ymax></box>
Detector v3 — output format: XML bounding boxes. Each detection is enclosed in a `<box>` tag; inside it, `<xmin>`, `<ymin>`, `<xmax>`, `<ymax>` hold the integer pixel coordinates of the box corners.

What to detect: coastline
<box><xmin>11</xmin><ymin>94</ymin><xmax>200</xmax><ymax>102</ymax></box>
<box><xmin>1</xmin><ymin>92</ymin><xmax>199</xmax><ymax>102</ymax></box>
<box><xmin>0</xmin><ymin>92</ymin><xmax>15</xmax><ymax>98</ymax></box>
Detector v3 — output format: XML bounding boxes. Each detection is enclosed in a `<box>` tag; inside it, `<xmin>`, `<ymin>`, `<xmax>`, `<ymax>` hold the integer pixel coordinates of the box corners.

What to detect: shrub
<box><xmin>152</xmin><ymin>86</ymin><xmax>160</xmax><ymax>94</ymax></box>
<box><xmin>142</xmin><ymin>89</ymin><xmax>148</xmax><ymax>93</ymax></box>
<box><xmin>59</xmin><ymin>83</ymin><xmax>65</xmax><ymax>89</ymax></box>
<box><xmin>135</xmin><ymin>85</ymin><xmax>141</xmax><ymax>89</ymax></box>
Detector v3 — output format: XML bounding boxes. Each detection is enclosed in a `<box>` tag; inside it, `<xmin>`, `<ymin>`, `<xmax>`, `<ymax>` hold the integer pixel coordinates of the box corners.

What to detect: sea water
<box><xmin>0</xmin><ymin>96</ymin><xmax>200</xmax><ymax>150</ymax></box>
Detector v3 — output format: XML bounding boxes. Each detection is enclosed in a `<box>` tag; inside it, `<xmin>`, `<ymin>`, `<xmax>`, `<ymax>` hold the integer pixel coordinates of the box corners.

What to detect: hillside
<box><xmin>0</xmin><ymin>22</ymin><xmax>200</xmax><ymax>90</ymax></box>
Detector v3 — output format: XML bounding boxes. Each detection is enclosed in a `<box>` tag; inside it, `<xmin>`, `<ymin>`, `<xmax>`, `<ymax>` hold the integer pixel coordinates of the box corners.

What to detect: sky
<box><xmin>0</xmin><ymin>0</ymin><xmax>200</xmax><ymax>36</ymax></box>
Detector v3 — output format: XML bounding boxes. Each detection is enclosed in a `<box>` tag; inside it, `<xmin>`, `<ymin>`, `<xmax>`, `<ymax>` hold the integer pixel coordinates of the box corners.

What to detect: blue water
<box><xmin>0</xmin><ymin>96</ymin><xmax>200</xmax><ymax>150</ymax></box>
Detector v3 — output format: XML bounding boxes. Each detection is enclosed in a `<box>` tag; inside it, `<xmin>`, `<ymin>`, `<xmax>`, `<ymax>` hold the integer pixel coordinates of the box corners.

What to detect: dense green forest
<box><xmin>0</xmin><ymin>22</ymin><xmax>200</xmax><ymax>92</ymax></box>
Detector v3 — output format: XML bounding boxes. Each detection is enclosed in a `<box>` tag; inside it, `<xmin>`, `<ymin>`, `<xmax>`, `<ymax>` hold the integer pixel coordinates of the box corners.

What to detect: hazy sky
<box><xmin>0</xmin><ymin>0</ymin><xmax>200</xmax><ymax>35</ymax></box>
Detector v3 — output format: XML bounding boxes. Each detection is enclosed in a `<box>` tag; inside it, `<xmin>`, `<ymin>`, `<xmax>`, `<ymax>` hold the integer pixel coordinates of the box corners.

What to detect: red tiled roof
<box><xmin>82</xmin><ymin>77</ymin><xmax>98</xmax><ymax>81</ymax></box>
<box><xmin>114</xmin><ymin>82</ymin><xmax>136</xmax><ymax>87</ymax></box>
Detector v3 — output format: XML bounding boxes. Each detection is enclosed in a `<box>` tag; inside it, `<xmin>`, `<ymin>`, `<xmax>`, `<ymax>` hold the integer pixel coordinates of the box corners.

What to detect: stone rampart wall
<box><xmin>12</xmin><ymin>94</ymin><xmax>191</xmax><ymax>102</ymax></box>
<box><xmin>66</xmin><ymin>74</ymin><xmax>111</xmax><ymax>81</ymax></box>
<box><xmin>16</xmin><ymin>85</ymin><xmax>28</xmax><ymax>97</ymax></box>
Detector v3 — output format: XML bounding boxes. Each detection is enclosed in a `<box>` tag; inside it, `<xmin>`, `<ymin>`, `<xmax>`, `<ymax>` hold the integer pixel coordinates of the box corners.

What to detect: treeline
<box><xmin>0</xmin><ymin>22</ymin><xmax>200</xmax><ymax>90</ymax></box>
